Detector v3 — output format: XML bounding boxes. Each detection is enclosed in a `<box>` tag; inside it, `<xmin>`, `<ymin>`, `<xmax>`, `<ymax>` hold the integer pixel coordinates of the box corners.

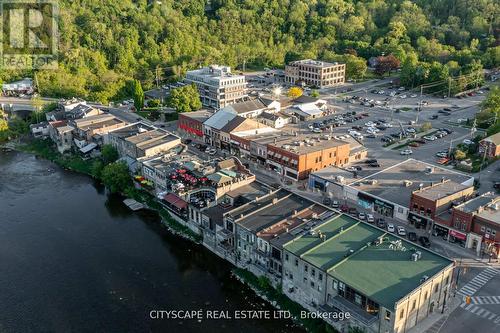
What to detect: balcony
<box><xmin>324</xmin><ymin>296</ymin><xmax>378</xmax><ymax>327</ymax></box>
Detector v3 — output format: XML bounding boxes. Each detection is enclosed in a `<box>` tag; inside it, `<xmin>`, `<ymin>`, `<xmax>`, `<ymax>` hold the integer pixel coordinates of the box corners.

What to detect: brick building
<box><xmin>177</xmin><ymin>110</ymin><xmax>212</xmax><ymax>139</ymax></box>
<box><xmin>478</xmin><ymin>132</ymin><xmax>500</xmax><ymax>158</ymax></box>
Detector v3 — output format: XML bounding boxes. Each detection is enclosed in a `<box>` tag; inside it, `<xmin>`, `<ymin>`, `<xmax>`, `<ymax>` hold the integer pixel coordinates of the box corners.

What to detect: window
<box><xmin>492</xmin><ymin>230</ymin><xmax>497</xmax><ymax>236</ymax></box>
<box><xmin>333</xmin><ymin>280</ymin><xmax>338</xmax><ymax>290</ymax></box>
<box><xmin>481</xmin><ymin>226</ymin><xmax>486</xmax><ymax>232</ymax></box>
<box><xmin>424</xmin><ymin>292</ymin><xmax>428</xmax><ymax>300</ymax></box>
<box><xmin>400</xmin><ymin>309</ymin><xmax>405</xmax><ymax>320</ymax></box>
<box><xmin>311</xmin><ymin>281</ymin><xmax>315</xmax><ymax>288</ymax></box>
<box><xmin>319</xmin><ymin>273</ymin><xmax>323</xmax><ymax>281</ymax></box>
<box><xmin>412</xmin><ymin>300</ymin><xmax>416</xmax><ymax>311</ymax></box>
<box><xmin>398</xmin><ymin>207</ymin><xmax>404</xmax><ymax>214</ymax></box>
<box><xmin>445</xmin><ymin>276</ymin><xmax>449</xmax><ymax>285</ymax></box>
<box><xmin>385</xmin><ymin>310</ymin><xmax>391</xmax><ymax>320</ymax></box>
<box><xmin>311</xmin><ymin>268</ymin><xmax>315</xmax><ymax>277</ymax></box>
<box><xmin>285</xmin><ymin>254</ymin><xmax>289</xmax><ymax>262</ymax></box>
<box><xmin>434</xmin><ymin>284</ymin><xmax>439</xmax><ymax>293</ymax></box>
<box><xmin>295</xmin><ymin>259</ymin><xmax>298</xmax><ymax>267</ymax></box>
<box><xmin>304</xmin><ymin>265</ymin><xmax>308</xmax><ymax>272</ymax></box>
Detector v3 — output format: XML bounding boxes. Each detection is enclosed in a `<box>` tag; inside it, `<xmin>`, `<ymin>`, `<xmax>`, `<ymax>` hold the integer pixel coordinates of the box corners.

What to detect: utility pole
<box><xmin>416</xmin><ymin>85</ymin><xmax>423</xmax><ymax>124</ymax></box>
<box><xmin>447</xmin><ymin>77</ymin><xmax>452</xmax><ymax>98</ymax></box>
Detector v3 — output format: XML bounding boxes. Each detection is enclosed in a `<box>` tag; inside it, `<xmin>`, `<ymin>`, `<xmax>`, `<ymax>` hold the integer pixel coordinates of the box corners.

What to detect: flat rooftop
<box><xmin>284</xmin><ymin>214</ymin><xmax>453</xmax><ymax>310</ymax></box>
<box><xmin>457</xmin><ymin>193</ymin><xmax>500</xmax><ymax>223</ymax></box>
<box><xmin>412</xmin><ymin>180</ymin><xmax>472</xmax><ymax>201</ymax></box>
<box><xmin>180</xmin><ymin>109</ymin><xmax>213</xmax><ymax>122</ymax></box>
<box><xmin>231</xmin><ymin>190</ymin><xmax>316</xmax><ymax>232</ymax></box>
<box><xmin>349</xmin><ymin>159</ymin><xmax>473</xmax><ymax>207</ymax></box>
<box><xmin>110</xmin><ymin>123</ymin><xmax>155</xmax><ymax>138</ymax></box>
<box><xmin>289</xmin><ymin>59</ymin><xmax>343</xmax><ymax>68</ymax></box>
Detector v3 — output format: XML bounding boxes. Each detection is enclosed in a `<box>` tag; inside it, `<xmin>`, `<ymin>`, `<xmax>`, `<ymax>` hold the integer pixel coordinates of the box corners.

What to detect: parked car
<box><xmin>340</xmin><ymin>205</ymin><xmax>349</xmax><ymax>213</ymax></box>
<box><xmin>358</xmin><ymin>212</ymin><xmax>366</xmax><ymax>220</ymax></box>
<box><xmin>208</xmin><ymin>148</ymin><xmax>217</xmax><ymax>155</ymax></box>
<box><xmin>387</xmin><ymin>223</ymin><xmax>395</xmax><ymax>233</ymax></box>
<box><xmin>323</xmin><ymin>197</ymin><xmax>332</xmax><ymax>206</ymax></box>
<box><xmin>348</xmin><ymin>207</ymin><xmax>358</xmax><ymax>215</ymax></box>
<box><xmin>408</xmin><ymin>232</ymin><xmax>417</xmax><ymax>242</ymax></box>
<box><xmin>419</xmin><ymin>236</ymin><xmax>431</xmax><ymax>248</ymax></box>
<box><xmin>376</xmin><ymin>218</ymin><xmax>386</xmax><ymax>228</ymax></box>
<box><xmin>366</xmin><ymin>214</ymin><xmax>375</xmax><ymax>223</ymax></box>
<box><xmin>400</xmin><ymin>149</ymin><xmax>413</xmax><ymax>155</ymax></box>
<box><xmin>364</xmin><ymin>159</ymin><xmax>378</xmax><ymax>164</ymax></box>
<box><xmin>331</xmin><ymin>200</ymin><xmax>340</xmax><ymax>209</ymax></box>
<box><xmin>368</xmin><ymin>162</ymin><xmax>381</xmax><ymax>168</ymax></box>
<box><xmin>397</xmin><ymin>226</ymin><xmax>406</xmax><ymax>236</ymax></box>
<box><xmin>463</xmin><ymin>139</ymin><xmax>474</xmax><ymax>145</ymax></box>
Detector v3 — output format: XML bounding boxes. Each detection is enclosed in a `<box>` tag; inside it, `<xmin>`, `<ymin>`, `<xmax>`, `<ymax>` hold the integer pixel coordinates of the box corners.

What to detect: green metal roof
<box><xmin>284</xmin><ymin>214</ymin><xmax>452</xmax><ymax>310</ymax></box>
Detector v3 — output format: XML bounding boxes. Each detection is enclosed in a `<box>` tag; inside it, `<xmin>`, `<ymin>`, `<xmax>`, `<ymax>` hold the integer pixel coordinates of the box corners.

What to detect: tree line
<box><xmin>0</xmin><ymin>0</ymin><xmax>497</xmax><ymax>103</ymax></box>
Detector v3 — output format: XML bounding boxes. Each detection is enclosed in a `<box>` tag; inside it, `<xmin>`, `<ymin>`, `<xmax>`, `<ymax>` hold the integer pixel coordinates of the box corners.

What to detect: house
<box><xmin>257</xmin><ymin>112</ymin><xmax>291</xmax><ymax>129</ymax></box>
<box><xmin>48</xmin><ymin>120</ymin><xmax>74</xmax><ymax>153</ymax></box>
<box><xmin>65</xmin><ymin>103</ymin><xmax>102</xmax><ymax>120</ymax></box>
<box><xmin>286</xmin><ymin>96</ymin><xmax>331</xmax><ymax>121</ymax></box>
<box><xmin>221</xmin><ymin>98</ymin><xmax>280</xmax><ymax>119</ymax></box>
<box><xmin>1</xmin><ymin>78</ymin><xmax>34</xmax><ymax>96</ymax></box>
<box><xmin>58</xmin><ymin>98</ymin><xmax>87</xmax><ymax>113</ymax></box>
<box><xmin>479</xmin><ymin>132</ymin><xmax>500</xmax><ymax>158</ymax></box>
<box><xmin>30</xmin><ymin>122</ymin><xmax>50</xmax><ymax>138</ymax></box>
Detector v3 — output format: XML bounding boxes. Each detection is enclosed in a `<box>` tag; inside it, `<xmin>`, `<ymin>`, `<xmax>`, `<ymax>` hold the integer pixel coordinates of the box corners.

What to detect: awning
<box><xmin>449</xmin><ymin>229</ymin><xmax>467</xmax><ymax>241</ymax></box>
<box><xmin>163</xmin><ymin>193</ymin><xmax>188</xmax><ymax>210</ymax></box>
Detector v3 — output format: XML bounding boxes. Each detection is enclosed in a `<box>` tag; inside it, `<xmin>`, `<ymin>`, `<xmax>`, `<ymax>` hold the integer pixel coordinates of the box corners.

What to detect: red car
<box><xmin>340</xmin><ymin>205</ymin><xmax>349</xmax><ymax>213</ymax></box>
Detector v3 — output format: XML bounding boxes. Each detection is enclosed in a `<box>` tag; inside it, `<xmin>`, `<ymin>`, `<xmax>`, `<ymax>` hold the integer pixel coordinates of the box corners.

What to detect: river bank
<box><xmin>7</xmin><ymin>138</ymin><xmax>335</xmax><ymax>333</ymax></box>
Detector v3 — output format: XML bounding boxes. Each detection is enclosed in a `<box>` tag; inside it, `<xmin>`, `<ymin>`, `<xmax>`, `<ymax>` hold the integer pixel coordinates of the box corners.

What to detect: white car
<box><xmin>400</xmin><ymin>149</ymin><xmax>413</xmax><ymax>155</ymax></box>
<box><xmin>406</xmin><ymin>127</ymin><xmax>416</xmax><ymax>133</ymax></box>
<box><xmin>400</xmin><ymin>94</ymin><xmax>407</xmax><ymax>99</ymax></box>
<box><xmin>387</xmin><ymin>223</ymin><xmax>395</xmax><ymax>233</ymax></box>
<box><xmin>398</xmin><ymin>87</ymin><xmax>405</xmax><ymax>91</ymax></box>
<box><xmin>410</xmin><ymin>94</ymin><xmax>417</xmax><ymax>98</ymax></box>
<box><xmin>423</xmin><ymin>135</ymin><xmax>437</xmax><ymax>141</ymax></box>
<box><xmin>378</xmin><ymin>90</ymin><xmax>385</xmax><ymax>95</ymax></box>
<box><xmin>208</xmin><ymin>148</ymin><xmax>217</xmax><ymax>155</ymax></box>
<box><xmin>205</xmin><ymin>147</ymin><xmax>211</xmax><ymax>153</ymax></box>
<box><xmin>308</xmin><ymin>124</ymin><xmax>314</xmax><ymax>130</ymax></box>
<box><xmin>358</xmin><ymin>212</ymin><xmax>366</xmax><ymax>220</ymax></box>
<box><xmin>436</xmin><ymin>152</ymin><xmax>448</xmax><ymax>158</ymax></box>
<box><xmin>367</xmin><ymin>214</ymin><xmax>375</xmax><ymax>223</ymax></box>
<box><xmin>397</xmin><ymin>226</ymin><xmax>406</xmax><ymax>236</ymax></box>
<box><xmin>365</xmin><ymin>121</ymin><xmax>375</xmax><ymax>127</ymax></box>
<box><xmin>463</xmin><ymin>139</ymin><xmax>473</xmax><ymax>145</ymax></box>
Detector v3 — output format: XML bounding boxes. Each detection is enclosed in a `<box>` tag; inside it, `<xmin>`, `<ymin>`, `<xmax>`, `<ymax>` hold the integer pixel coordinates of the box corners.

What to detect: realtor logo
<box><xmin>1</xmin><ymin>0</ymin><xmax>58</xmax><ymax>69</ymax></box>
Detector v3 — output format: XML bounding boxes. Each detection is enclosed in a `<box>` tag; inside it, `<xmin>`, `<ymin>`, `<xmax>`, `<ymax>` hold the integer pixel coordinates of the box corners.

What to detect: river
<box><xmin>0</xmin><ymin>151</ymin><xmax>304</xmax><ymax>333</ymax></box>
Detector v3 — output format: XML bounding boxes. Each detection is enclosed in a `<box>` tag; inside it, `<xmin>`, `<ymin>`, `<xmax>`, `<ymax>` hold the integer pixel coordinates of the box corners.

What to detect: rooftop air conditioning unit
<box><xmin>403</xmin><ymin>180</ymin><xmax>413</xmax><ymax>187</ymax></box>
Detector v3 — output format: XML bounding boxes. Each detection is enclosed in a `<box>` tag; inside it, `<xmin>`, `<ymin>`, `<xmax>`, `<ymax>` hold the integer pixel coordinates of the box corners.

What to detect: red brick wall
<box><xmin>450</xmin><ymin>209</ymin><xmax>474</xmax><ymax>233</ymax></box>
<box><xmin>472</xmin><ymin>215</ymin><xmax>500</xmax><ymax>243</ymax></box>
<box><xmin>178</xmin><ymin>114</ymin><xmax>204</xmax><ymax>137</ymax></box>
<box><xmin>410</xmin><ymin>195</ymin><xmax>437</xmax><ymax>218</ymax></box>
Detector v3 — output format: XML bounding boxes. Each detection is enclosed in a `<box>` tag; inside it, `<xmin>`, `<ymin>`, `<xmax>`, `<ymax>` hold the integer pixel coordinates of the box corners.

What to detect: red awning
<box><xmin>449</xmin><ymin>229</ymin><xmax>467</xmax><ymax>241</ymax></box>
<box><xmin>163</xmin><ymin>193</ymin><xmax>188</xmax><ymax>210</ymax></box>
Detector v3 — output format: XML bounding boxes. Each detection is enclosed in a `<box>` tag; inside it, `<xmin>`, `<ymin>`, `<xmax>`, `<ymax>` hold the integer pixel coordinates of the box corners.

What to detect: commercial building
<box><xmin>177</xmin><ymin>109</ymin><xmax>213</xmax><ymax>139</ymax></box>
<box><xmin>70</xmin><ymin>114</ymin><xmax>127</xmax><ymax>148</ymax></box>
<box><xmin>285</xmin><ymin>59</ymin><xmax>345</xmax><ymax>88</ymax></box>
<box><xmin>285</xmin><ymin>95</ymin><xmax>332</xmax><ymax>121</ymax></box>
<box><xmin>282</xmin><ymin>214</ymin><xmax>454</xmax><ymax>333</ymax></box>
<box><xmin>109</xmin><ymin>123</ymin><xmax>181</xmax><ymax>159</ymax></box>
<box><xmin>48</xmin><ymin>120</ymin><xmax>74</xmax><ymax>153</ymax></box>
<box><xmin>185</xmin><ymin>65</ymin><xmax>247</xmax><ymax>109</ymax></box>
<box><xmin>479</xmin><ymin>132</ymin><xmax>500</xmax><ymax>158</ymax></box>
<box><xmin>221</xmin><ymin>98</ymin><xmax>280</xmax><ymax>119</ymax></box>
<box><xmin>309</xmin><ymin>159</ymin><xmax>474</xmax><ymax>224</ymax></box>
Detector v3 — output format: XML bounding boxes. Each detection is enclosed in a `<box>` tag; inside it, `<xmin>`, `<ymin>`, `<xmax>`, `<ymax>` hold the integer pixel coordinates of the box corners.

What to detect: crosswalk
<box><xmin>459</xmin><ymin>302</ymin><xmax>500</xmax><ymax>325</ymax></box>
<box><xmin>457</xmin><ymin>267</ymin><xmax>498</xmax><ymax>297</ymax></box>
<box><xmin>470</xmin><ymin>296</ymin><xmax>500</xmax><ymax>305</ymax></box>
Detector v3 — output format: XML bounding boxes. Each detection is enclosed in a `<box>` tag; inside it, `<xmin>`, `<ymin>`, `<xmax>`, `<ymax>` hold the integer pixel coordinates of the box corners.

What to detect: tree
<box><xmin>132</xmin><ymin>80</ymin><xmax>144</xmax><ymax>112</ymax></box>
<box><xmin>454</xmin><ymin>149</ymin><xmax>467</xmax><ymax>160</ymax></box>
<box><xmin>421</xmin><ymin>122</ymin><xmax>432</xmax><ymax>132</ymax></box>
<box><xmin>147</xmin><ymin>99</ymin><xmax>161</xmax><ymax>107</ymax></box>
<box><xmin>310</xmin><ymin>90</ymin><xmax>320</xmax><ymax>98</ymax></box>
<box><xmin>374</xmin><ymin>54</ymin><xmax>400</xmax><ymax>76</ymax></box>
<box><xmin>91</xmin><ymin>160</ymin><xmax>104</xmax><ymax>178</ymax></box>
<box><xmin>101</xmin><ymin>162</ymin><xmax>131</xmax><ymax>194</ymax></box>
<box><xmin>101</xmin><ymin>144</ymin><xmax>119</xmax><ymax>165</ymax></box>
<box><xmin>287</xmin><ymin>87</ymin><xmax>303</xmax><ymax>99</ymax></box>
<box><xmin>167</xmin><ymin>84</ymin><xmax>202</xmax><ymax>113</ymax></box>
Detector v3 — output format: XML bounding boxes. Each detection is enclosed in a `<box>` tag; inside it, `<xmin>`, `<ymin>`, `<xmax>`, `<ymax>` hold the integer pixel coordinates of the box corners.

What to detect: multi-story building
<box><xmin>70</xmin><ymin>114</ymin><xmax>127</xmax><ymax>147</ymax></box>
<box><xmin>185</xmin><ymin>65</ymin><xmax>247</xmax><ymax>109</ymax></box>
<box><xmin>48</xmin><ymin>120</ymin><xmax>74</xmax><ymax>154</ymax></box>
<box><xmin>285</xmin><ymin>59</ymin><xmax>345</xmax><ymax>88</ymax></box>
<box><xmin>282</xmin><ymin>214</ymin><xmax>454</xmax><ymax>333</ymax></box>
<box><xmin>177</xmin><ymin>109</ymin><xmax>213</xmax><ymax>139</ymax></box>
<box><xmin>479</xmin><ymin>132</ymin><xmax>500</xmax><ymax>158</ymax></box>
<box><xmin>221</xmin><ymin>98</ymin><xmax>281</xmax><ymax>119</ymax></box>
<box><xmin>108</xmin><ymin>122</ymin><xmax>181</xmax><ymax>160</ymax></box>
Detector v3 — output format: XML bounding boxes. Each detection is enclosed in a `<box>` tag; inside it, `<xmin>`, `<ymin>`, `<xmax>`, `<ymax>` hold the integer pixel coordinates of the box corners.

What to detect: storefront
<box><xmin>448</xmin><ymin>229</ymin><xmax>467</xmax><ymax>247</ymax></box>
<box><xmin>408</xmin><ymin>212</ymin><xmax>431</xmax><ymax>229</ymax></box>
<box><xmin>433</xmin><ymin>224</ymin><xmax>449</xmax><ymax>238</ymax></box>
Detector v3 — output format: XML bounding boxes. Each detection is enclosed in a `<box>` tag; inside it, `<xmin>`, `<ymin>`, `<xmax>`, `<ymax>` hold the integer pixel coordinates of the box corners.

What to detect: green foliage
<box><xmin>91</xmin><ymin>160</ymin><xmax>104</xmax><ymax>178</ymax></box>
<box><xmin>101</xmin><ymin>161</ymin><xmax>132</xmax><ymax>194</ymax></box>
<box><xmin>101</xmin><ymin>144</ymin><xmax>119</xmax><ymax>165</ymax></box>
<box><xmin>454</xmin><ymin>149</ymin><xmax>467</xmax><ymax>160</ymax></box>
<box><xmin>421</xmin><ymin>122</ymin><xmax>432</xmax><ymax>132</ymax></box>
<box><xmin>310</xmin><ymin>90</ymin><xmax>320</xmax><ymax>98</ymax></box>
<box><xmin>0</xmin><ymin>0</ymin><xmax>498</xmax><ymax>102</ymax></box>
<box><xmin>167</xmin><ymin>84</ymin><xmax>202</xmax><ymax>113</ymax></box>
<box><xmin>132</xmin><ymin>80</ymin><xmax>145</xmax><ymax>111</ymax></box>
<box><xmin>147</xmin><ymin>99</ymin><xmax>161</xmax><ymax>107</ymax></box>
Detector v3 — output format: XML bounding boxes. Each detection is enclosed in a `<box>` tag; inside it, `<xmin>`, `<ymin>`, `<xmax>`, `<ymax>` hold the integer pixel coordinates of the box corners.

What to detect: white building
<box><xmin>185</xmin><ymin>65</ymin><xmax>247</xmax><ymax>109</ymax></box>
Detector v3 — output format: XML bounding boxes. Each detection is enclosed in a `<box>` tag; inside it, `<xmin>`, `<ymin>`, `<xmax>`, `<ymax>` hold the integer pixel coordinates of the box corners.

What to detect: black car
<box><xmin>368</xmin><ymin>162</ymin><xmax>381</xmax><ymax>168</ymax></box>
<box><xmin>323</xmin><ymin>197</ymin><xmax>332</xmax><ymax>206</ymax></box>
<box><xmin>408</xmin><ymin>232</ymin><xmax>417</xmax><ymax>242</ymax></box>
<box><xmin>430</xmin><ymin>115</ymin><xmax>439</xmax><ymax>120</ymax></box>
<box><xmin>364</xmin><ymin>159</ymin><xmax>378</xmax><ymax>164</ymax></box>
<box><xmin>376</xmin><ymin>218</ymin><xmax>386</xmax><ymax>228</ymax></box>
<box><xmin>419</xmin><ymin>236</ymin><xmax>431</xmax><ymax>248</ymax></box>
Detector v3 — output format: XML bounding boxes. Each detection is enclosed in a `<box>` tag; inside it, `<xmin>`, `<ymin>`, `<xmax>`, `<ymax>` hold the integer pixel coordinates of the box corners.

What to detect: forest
<box><xmin>0</xmin><ymin>0</ymin><xmax>498</xmax><ymax>103</ymax></box>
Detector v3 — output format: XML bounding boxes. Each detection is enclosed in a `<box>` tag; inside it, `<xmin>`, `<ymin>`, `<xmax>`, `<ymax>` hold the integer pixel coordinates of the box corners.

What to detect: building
<box><xmin>246</xmin><ymin>132</ymin><xmax>351</xmax><ymax>181</ymax></box>
<box><xmin>65</xmin><ymin>104</ymin><xmax>102</xmax><ymax>120</ymax></box>
<box><xmin>1</xmin><ymin>78</ymin><xmax>34</xmax><ymax>96</ymax></box>
<box><xmin>30</xmin><ymin>122</ymin><xmax>49</xmax><ymax>138</ymax></box>
<box><xmin>282</xmin><ymin>214</ymin><xmax>454</xmax><ymax>333</ymax></box>
<box><xmin>284</xmin><ymin>95</ymin><xmax>331</xmax><ymax>121</ymax></box>
<box><xmin>57</xmin><ymin>98</ymin><xmax>88</xmax><ymax>113</ymax></box>
<box><xmin>410</xmin><ymin>180</ymin><xmax>475</xmax><ymax>229</ymax></box>
<box><xmin>285</xmin><ymin>59</ymin><xmax>345</xmax><ymax>88</ymax></box>
<box><xmin>48</xmin><ymin>120</ymin><xmax>74</xmax><ymax>153</ymax></box>
<box><xmin>177</xmin><ymin>109</ymin><xmax>213</xmax><ymax>139</ymax></box>
<box><xmin>309</xmin><ymin>159</ymin><xmax>474</xmax><ymax>223</ymax></box>
<box><xmin>109</xmin><ymin>123</ymin><xmax>181</xmax><ymax>159</ymax></box>
<box><xmin>257</xmin><ymin>112</ymin><xmax>291</xmax><ymax>129</ymax></box>
<box><xmin>221</xmin><ymin>98</ymin><xmax>280</xmax><ymax>119</ymax></box>
<box><xmin>479</xmin><ymin>132</ymin><xmax>500</xmax><ymax>158</ymax></box>
<box><xmin>450</xmin><ymin>193</ymin><xmax>500</xmax><ymax>257</ymax></box>
<box><xmin>70</xmin><ymin>114</ymin><xmax>127</xmax><ymax>148</ymax></box>
<box><xmin>185</xmin><ymin>65</ymin><xmax>247</xmax><ymax>109</ymax></box>
<box><xmin>203</xmin><ymin>109</ymin><xmax>237</xmax><ymax>147</ymax></box>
